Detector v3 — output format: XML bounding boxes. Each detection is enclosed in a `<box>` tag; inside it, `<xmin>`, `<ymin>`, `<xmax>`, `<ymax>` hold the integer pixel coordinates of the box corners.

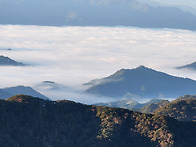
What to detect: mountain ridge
<box><xmin>94</xmin><ymin>98</ymin><xmax>169</xmax><ymax>112</ymax></box>
<box><xmin>0</xmin><ymin>94</ymin><xmax>195</xmax><ymax>146</ymax></box>
<box><xmin>85</xmin><ymin>66</ymin><xmax>196</xmax><ymax>99</ymax></box>
<box><xmin>0</xmin><ymin>55</ymin><xmax>25</xmax><ymax>66</ymax></box>
<box><xmin>0</xmin><ymin>86</ymin><xmax>49</xmax><ymax>100</ymax></box>
<box><xmin>0</xmin><ymin>89</ymin><xmax>12</xmax><ymax>99</ymax></box>
<box><xmin>155</xmin><ymin>95</ymin><xmax>196</xmax><ymax>121</ymax></box>
<box><xmin>1</xmin><ymin>1</ymin><xmax>196</xmax><ymax>30</ymax></box>
<box><xmin>177</xmin><ymin>61</ymin><xmax>196</xmax><ymax>70</ymax></box>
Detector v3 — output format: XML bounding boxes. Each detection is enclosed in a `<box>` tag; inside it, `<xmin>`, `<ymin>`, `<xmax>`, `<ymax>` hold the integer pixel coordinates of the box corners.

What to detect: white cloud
<box><xmin>1</xmin><ymin>25</ymin><xmax>196</xmax><ymax>102</ymax></box>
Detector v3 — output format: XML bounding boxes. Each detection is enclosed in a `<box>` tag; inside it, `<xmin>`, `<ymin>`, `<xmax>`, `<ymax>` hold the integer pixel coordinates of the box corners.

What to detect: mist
<box><xmin>1</xmin><ymin>25</ymin><xmax>196</xmax><ymax>103</ymax></box>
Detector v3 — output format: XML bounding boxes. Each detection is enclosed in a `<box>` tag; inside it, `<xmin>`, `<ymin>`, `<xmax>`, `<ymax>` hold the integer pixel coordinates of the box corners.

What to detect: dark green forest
<box><xmin>0</xmin><ymin>95</ymin><xmax>195</xmax><ymax>147</ymax></box>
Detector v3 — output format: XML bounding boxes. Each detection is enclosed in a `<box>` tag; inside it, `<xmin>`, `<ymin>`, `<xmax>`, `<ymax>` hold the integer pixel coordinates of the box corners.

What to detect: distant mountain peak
<box><xmin>134</xmin><ymin>65</ymin><xmax>157</xmax><ymax>72</ymax></box>
<box><xmin>136</xmin><ymin>65</ymin><xmax>148</xmax><ymax>69</ymax></box>
<box><xmin>35</xmin><ymin>81</ymin><xmax>71</xmax><ymax>91</ymax></box>
<box><xmin>85</xmin><ymin>66</ymin><xmax>196</xmax><ymax>99</ymax></box>
<box><xmin>43</xmin><ymin>81</ymin><xmax>55</xmax><ymax>84</ymax></box>
<box><xmin>112</xmin><ymin>65</ymin><xmax>146</xmax><ymax>73</ymax></box>
<box><xmin>0</xmin><ymin>55</ymin><xmax>25</xmax><ymax>66</ymax></box>
<box><xmin>14</xmin><ymin>85</ymin><xmax>29</xmax><ymax>88</ymax></box>
<box><xmin>3</xmin><ymin>85</ymin><xmax>49</xmax><ymax>100</ymax></box>
<box><xmin>109</xmin><ymin>66</ymin><xmax>158</xmax><ymax>79</ymax></box>
<box><xmin>117</xmin><ymin>66</ymin><xmax>153</xmax><ymax>73</ymax></box>
<box><xmin>177</xmin><ymin>61</ymin><xmax>196</xmax><ymax>70</ymax></box>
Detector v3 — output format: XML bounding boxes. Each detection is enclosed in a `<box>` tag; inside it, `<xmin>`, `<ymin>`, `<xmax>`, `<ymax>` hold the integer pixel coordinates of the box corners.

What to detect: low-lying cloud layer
<box><xmin>0</xmin><ymin>25</ymin><xmax>196</xmax><ymax>103</ymax></box>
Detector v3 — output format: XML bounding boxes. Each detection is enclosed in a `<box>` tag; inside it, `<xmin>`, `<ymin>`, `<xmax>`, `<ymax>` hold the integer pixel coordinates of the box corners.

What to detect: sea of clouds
<box><xmin>0</xmin><ymin>25</ymin><xmax>196</xmax><ymax>103</ymax></box>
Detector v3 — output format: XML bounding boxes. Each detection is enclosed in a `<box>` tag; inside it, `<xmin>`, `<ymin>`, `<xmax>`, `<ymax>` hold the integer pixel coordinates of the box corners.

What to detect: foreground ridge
<box><xmin>0</xmin><ymin>95</ymin><xmax>195</xmax><ymax>147</ymax></box>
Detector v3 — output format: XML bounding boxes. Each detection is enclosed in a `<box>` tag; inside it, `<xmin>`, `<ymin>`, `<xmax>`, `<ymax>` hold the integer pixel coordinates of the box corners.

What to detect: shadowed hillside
<box><xmin>139</xmin><ymin>100</ymin><xmax>170</xmax><ymax>114</ymax></box>
<box><xmin>155</xmin><ymin>95</ymin><xmax>196</xmax><ymax>121</ymax></box>
<box><xmin>0</xmin><ymin>95</ymin><xmax>195</xmax><ymax>147</ymax></box>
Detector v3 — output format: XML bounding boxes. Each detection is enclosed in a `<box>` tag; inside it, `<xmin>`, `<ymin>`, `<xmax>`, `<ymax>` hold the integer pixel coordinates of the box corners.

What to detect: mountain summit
<box><xmin>85</xmin><ymin>66</ymin><xmax>196</xmax><ymax>99</ymax></box>
<box><xmin>0</xmin><ymin>55</ymin><xmax>25</xmax><ymax>66</ymax></box>
<box><xmin>0</xmin><ymin>86</ymin><xmax>49</xmax><ymax>100</ymax></box>
<box><xmin>177</xmin><ymin>61</ymin><xmax>196</xmax><ymax>70</ymax></box>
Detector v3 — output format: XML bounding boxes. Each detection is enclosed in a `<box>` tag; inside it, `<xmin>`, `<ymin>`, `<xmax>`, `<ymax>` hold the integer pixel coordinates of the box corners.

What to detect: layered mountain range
<box><xmin>95</xmin><ymin>94</ymin><xmax>196</xmax><ymax>122</ymax></box>
<box><xmin>1</xmin><ymin>0</ymin><xmax>196</xmax><ymax>30</ymax></box>
<box><xmin>95</xmin><ymin>98</ymin><xmax>169</xmax><ymax>113</ymax></box>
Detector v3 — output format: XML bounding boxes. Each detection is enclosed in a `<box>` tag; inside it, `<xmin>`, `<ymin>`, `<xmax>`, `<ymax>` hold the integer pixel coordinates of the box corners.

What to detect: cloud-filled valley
<box><xmin>1</xmin><ymin>1</ymin><xmax>196</xmax><ymax>146</ymax></box>
<box><xmin>1</xmin><ymin>25</ymin><xmax>196</xmax><ymax>103</ymax></box>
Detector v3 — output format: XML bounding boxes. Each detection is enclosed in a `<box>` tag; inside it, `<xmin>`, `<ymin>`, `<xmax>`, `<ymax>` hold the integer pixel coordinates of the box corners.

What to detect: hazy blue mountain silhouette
<box><xmin>94</xmin><ymin>98</ymin><xmax>141</xmax><ymax>110</ymax></box>
<box><xmin>0</xmin><ymin>55</ymin><xmax>25</xmax><ymax>66</ymax></box>
<box><xmin>177</xmin><ymin>61</ymin><xmax>196</xmax><ymax>70</ymax></box>
<box><xmin>35</xmin><ymin>81</ymin><xmax>72</xmax><ymax>91</ymax></box>
<box><xmin>85</xmin><ymin>66</ymin><xmax>196</xmax><ymax>99</ymax></box>
<box><xmin>1</xmin><ymin>0</ymin><xmax>196</xmax><ymax>30</ymax></box>
<box><xmin>2</xmin><ymin>86</ymin><xmax>49</xmax><ymax>100</ymax></box>
<box><xmin>94</xmin><ymin>98</ymin><xmax>169</xmax><ymax>112</ymax></box>
<box><xmin>0</xmin><ymin>89</ymin><xmax>12</xmax><ymax>99</ymax></box>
